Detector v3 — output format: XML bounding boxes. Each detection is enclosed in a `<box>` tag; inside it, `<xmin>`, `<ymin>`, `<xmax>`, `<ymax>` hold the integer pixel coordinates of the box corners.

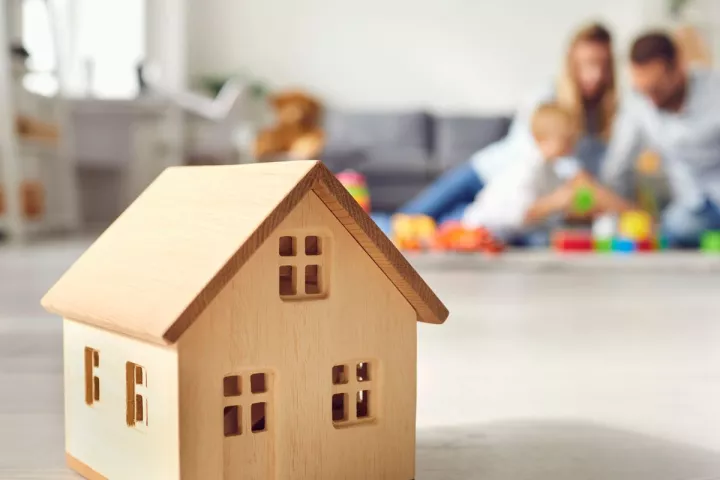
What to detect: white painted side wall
<box><xmin>63</xmin><ymin>319</ymin><xmax>180</xmax><ymax>479</ymax></box>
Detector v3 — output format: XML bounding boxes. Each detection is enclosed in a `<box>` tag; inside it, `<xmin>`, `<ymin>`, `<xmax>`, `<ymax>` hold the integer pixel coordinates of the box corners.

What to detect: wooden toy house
<box><xmin>41</xmin><ymin>160</ymin><xmax>448</xmax><ymax>480</ymax></box>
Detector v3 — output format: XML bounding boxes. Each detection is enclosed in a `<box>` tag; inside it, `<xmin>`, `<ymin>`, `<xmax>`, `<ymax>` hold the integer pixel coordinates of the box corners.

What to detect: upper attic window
<box><xmin>279</xmin><ymin>235</ymin><xmax>327</xmax><ymax>299</ymax></box>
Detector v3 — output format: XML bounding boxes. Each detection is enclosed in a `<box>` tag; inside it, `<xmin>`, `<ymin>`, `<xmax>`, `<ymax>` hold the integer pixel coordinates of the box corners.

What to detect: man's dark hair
<box><xmin>631</xmin><ymin>32</ymin><xmax>678</xmax><ymax>65</ymax></box>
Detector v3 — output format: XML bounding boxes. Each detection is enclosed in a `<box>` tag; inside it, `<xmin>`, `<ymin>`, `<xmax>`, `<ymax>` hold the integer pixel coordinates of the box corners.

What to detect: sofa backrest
<box><xmin>324</xmin><ymin>110</ymin><xmax>432</xmax><ymax>150</ymax></box>
<box><xmin>432</xmin><ymin>115</ymin><xmax>512</xmax><ymax>171</ymax></box>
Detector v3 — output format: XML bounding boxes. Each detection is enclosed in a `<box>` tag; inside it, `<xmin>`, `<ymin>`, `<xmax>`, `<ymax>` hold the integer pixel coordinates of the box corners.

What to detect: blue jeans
<box><xmin>662</xmin><ymin>199</ymin><xmax>720</xmax><ymax>248</ymax></box>
<box><xmin>399</xmin><ymin>162</ymin><xmax>484</xmax><ymax>223</ymax></box>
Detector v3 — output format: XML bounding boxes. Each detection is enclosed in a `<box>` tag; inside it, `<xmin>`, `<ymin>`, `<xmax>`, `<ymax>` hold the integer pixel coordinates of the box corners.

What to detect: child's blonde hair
<box><xmin>531</xmin><ymin>103</ymin><xmax>578</xmax><ymax>144</ymax></box>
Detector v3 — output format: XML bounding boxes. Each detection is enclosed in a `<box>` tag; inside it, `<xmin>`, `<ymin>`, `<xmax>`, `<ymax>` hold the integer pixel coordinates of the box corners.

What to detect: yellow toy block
<box><xmin>619</xmin><ymin>210</ymin><xmax>653</xmax><ymax>241</ymax></box>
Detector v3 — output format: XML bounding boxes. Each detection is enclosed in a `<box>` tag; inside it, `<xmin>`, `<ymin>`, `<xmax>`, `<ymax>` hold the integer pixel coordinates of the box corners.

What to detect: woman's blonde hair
<box><xmin>555</xmin><ymin>23</ymin><xmax>617</xmax><ymax>140</ymax></box>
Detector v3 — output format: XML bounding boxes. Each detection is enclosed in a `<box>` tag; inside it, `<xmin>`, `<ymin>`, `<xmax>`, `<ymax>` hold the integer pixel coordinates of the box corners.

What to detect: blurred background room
<box><xmin>3</xmin><ymin>0</ymin><xmax>720</xmax><ymax>478</ymax></box>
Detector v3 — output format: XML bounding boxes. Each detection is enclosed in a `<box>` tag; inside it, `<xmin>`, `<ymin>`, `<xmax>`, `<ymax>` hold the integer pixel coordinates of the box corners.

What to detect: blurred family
<box><xmin>399</xmin><ymin>23</ymin><xmax>720</xmax><ymax>247</ymax></box>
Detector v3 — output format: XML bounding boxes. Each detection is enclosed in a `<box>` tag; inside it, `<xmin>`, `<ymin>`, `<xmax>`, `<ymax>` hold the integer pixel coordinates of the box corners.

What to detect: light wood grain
<box><xmin>177</xmin><ymin>191</ymin><xmax>418</xmax><ymax>480</ymax></box>
<box><xmin>41</xmin><ymin>161</ymin><xmax>447</xmax><ymax>347</ymax></box>
<box><xmin>63</xmin><ymin>320</ymin><xmax>180</xmax><ymax>479</ymax></box>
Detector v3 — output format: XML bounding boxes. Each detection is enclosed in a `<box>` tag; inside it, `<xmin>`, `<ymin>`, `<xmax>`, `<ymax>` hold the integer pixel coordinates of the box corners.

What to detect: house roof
<box><xmin>42</xmin><ymin>161</ymin><xmax>448</xmax><ymax>345</ymax></box>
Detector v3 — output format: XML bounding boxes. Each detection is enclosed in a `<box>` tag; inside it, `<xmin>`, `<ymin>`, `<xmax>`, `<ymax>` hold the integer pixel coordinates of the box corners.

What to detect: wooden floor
<box><xmin>2</xmin><ymin>239</ymin><xmax>720</xmax><ymax>479</ymax></box>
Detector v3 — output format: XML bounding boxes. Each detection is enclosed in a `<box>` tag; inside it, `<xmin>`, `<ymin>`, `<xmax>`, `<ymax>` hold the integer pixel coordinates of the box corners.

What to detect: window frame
<box><xmin>278</xmin><ymin>233</ymin><xmax>328</xmax><ymax>300</ymax></box>
<box><xmin>222</xmin><ymin>371</ymin><xmax>272</xmax><ymax>438</ymax></box>
<box><xmin>125</xmin><ymin>362</ymin><xmax>148</xmax><ymax>429</ymax></box>
<box><xmin>331</xmin><ymin>360</ymin><xmax>376</xmax><ymax>428</ymax></box>
<box><xmin>84</xmin><ymin>347</ymin><xmax>100</xmax><ymax>406</ymax></box>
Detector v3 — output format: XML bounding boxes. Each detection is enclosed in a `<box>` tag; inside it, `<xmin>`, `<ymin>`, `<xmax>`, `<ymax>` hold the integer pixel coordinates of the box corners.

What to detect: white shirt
<box><xmin>463</xmin><ymin>148</ymin><xmax>578</xmax><ymax>236</ymax></box>
<box><xmin>602</xmin><ymin>69</ymin><xmax>720</xmax><ymax>208</ymax></box>
<box><xmin>470</xmin><ymin>84</ymin><xmax>603</xmax><ymax>181</ymax></box>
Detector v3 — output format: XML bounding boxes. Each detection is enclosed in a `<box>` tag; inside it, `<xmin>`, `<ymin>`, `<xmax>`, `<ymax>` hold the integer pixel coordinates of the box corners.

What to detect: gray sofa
<box><xmin>320</xmin><ymin>110</ymin><xmax>512</xmax><ymax>212</ymax></box>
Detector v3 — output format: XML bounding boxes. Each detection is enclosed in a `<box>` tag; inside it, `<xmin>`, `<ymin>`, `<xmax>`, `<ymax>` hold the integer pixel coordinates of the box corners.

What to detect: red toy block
<box><xmin>553</xmin><ymin>230</ymin><xmax>593</xmax><ymax>252</ymax></box>
<box><xmin>636</xmin><ymin>238</ymin><xmax>655</xmax><ymax>252</ymax></box>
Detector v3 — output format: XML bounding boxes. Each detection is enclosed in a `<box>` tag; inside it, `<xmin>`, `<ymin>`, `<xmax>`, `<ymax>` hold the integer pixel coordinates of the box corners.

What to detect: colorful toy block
<box><xmin>701</xmin><ymin>230</ymin><xmax>720</xmax><ymax>253</ymax></box>
<box><xmin>553</xmin><ymin>230</ymin><xmax>593</xmax><ymax>252</ymax></box>
<box><xmin>392</xmin><ymin>214</ymin><xmax>436</xmax><ymax>251</ymax></box>
<box><xmin>612</xmin><ymin>237</ymin><xmax>636</xmax><ymax>253</ymax></box>
<box><xmin>336</xmin><ymin>170</ymin><xmax>370</xmax><ymax>212</ymax></box>
<box><xmin>593</xmin><ymin>238</ymin><xmax>613</xmax><ymax>252</ymax></box>
<box><xmin>432</xmin><ymin>222</ymin><xmax>504</xmax><ymax>254</ymax></box>
<box><xmin>618</xmin><ymin>210</ymin><xmax>653</xmax><ymax>241</ymax></box>
<box><xmin>592</xmin><ymin>214</ymin><xmax>618</xmax><ymax>240</ymax></box>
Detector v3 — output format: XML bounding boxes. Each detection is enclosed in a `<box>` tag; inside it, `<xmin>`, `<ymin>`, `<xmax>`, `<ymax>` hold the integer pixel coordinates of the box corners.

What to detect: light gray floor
<box><xmin>2</xmin><ymin>239</ymin><xmax>720</xmax><ymax>479</ymax></box>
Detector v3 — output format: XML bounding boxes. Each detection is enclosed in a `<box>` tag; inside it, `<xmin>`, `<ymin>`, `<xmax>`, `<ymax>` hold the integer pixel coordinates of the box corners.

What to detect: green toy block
<box><xmin>654</xmin><ymin>235</ymin><xmax>669</xmax><ymax>250</ymax></box>
<box><xmin>701</xmin><ymin>231</ymin><xmax>720</xmax><ymax>252</ymax></box>
<box><xmin>594</xmin><ymin>238</ymin><xmax>612</xmax><ymax>252</ymax></box>
<box><xmin>573</xmin><ymin>187</ymin><xmax>595</xmax><ymax>214</ymax></box>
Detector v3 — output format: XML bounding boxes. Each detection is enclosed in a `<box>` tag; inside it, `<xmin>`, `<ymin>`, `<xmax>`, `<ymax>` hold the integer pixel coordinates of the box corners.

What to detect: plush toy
<box><xmin>254</xmin><ymin>90</ymin><xmax>325</xmax><ymax>161</ymax></box>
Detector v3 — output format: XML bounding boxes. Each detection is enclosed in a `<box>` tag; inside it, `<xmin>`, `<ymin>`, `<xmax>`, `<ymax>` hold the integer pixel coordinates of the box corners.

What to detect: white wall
<box><xmin>187</xmin><ymin>0</ymin><xmax>653</xmax><ymax>112</ymax></box>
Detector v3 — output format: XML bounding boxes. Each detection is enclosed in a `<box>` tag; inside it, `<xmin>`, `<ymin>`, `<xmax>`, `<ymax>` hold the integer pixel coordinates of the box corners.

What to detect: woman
<box><xmin>399</xmin><ymin>23</ymin><xmax>617</xmax><ymax>223</ymax></box>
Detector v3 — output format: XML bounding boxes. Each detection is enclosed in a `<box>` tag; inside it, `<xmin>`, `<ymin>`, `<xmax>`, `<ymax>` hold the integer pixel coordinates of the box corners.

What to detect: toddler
<box><xmin>462</xmin><ymin>103</ymin><xmax>631</xmax><ymax>240</ymax></box>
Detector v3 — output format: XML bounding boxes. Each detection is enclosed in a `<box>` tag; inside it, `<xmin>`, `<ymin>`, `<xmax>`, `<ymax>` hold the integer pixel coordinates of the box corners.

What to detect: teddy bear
<box><xmin>254</xmin><ymin>90</ymin><xmax>325</xmax><ymax>161</ymax></box>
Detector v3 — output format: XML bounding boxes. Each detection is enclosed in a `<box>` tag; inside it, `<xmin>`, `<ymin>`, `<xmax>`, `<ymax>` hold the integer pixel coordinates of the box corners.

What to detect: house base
<box><xmin>66</xmin><ymin>452</ymin><xmax>108</xmax><ymax>480</ymax></box>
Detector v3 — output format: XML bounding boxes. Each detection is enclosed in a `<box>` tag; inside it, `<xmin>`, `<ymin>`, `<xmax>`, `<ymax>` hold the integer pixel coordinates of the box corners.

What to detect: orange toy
<box><xmin>392</xmin><ymin>214</ymin><xmax>436</xmax><ymax>251</ymax></box>
<box><xmin>432</xmin><ymin>222</ymin><xmax>504</xmax><ymax>255</ymax></box>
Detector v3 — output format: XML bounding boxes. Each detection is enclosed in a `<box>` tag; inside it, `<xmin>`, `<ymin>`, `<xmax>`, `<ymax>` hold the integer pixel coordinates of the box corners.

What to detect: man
<box><xmin>602</xmin><ymin>32</ymin><xmax>720</xmax><ymax>246</ymax></box>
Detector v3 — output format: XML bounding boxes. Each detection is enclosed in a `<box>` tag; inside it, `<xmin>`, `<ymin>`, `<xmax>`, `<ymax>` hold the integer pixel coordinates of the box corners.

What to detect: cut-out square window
<box><xmin>278</xmin><ymin>233</ymin><xmax>327</xmax><ymax>300</ymax></box>
<box><xmin>279</xmin><ymin>266</ymin><xmax>296</xmax><ymax>296</ymax></box>
<box><xmin>251</xmin><ymin>403</ymin><xmax>267</xmax><ymax>432</ymax></box>
<box><xmin>332</xmin><ymin>361</ymin><xmax>375</xmax><ymax>427</ymax></box>
<box><xmin>136</xmin><ymin>394</ymin><xmax>144</xmax><ymax>422</ymax></box>
<box><xmin>357</xmin><ymin>362</ymin><xmax>370</xmax><ymax>382</ymax></box>
<box><xmin>222</xmin><ymin>371</ymin><xmax>271</xmax><ymax>438</ymax></box>
<box><xmin>126</xmin><ymin>362</ymin><xmax>148</xmax><ymax>428</ymax></box>
<box><xmin>279</xmin><ymin>236</ymin><xmax>296</xmax><ymax>256</ymax></box>
<box><xmin>305</xmin><ymin>265</ymin><xmax>321</xmax><ymax>295</ymax></box>
<box><xmin>332</xmin><ymin>365</ymin><xmax>348</xmax><ymax>385</ymax></box>
<box><xmin>332</xmin><ymin>393</ymin><xmax>347</xmax><ymax>422</ymax></box>
<box><xmin>357</xmin><ymin>391</ymin><xmax>371</xmax><ymax>419</ymax></box>
<box><xmin>224</xmin><ymin>375</ymin><xmax>242</xmax><ymax>397</ymax></box>
<box><xmin>224</xmin><ymin>405</ymin><xmax>241</xmax><ymax>437</ymax></box>
<box><xmin>305</xmin><ymin>236</ymin><xmax>321</xmax><ymax>255</ymax></box>
<box><xmin>84</xmin><ymin>347</ymin><xmax>101</xmax><ymax>406</ymax></box>
<box><xmin>250</xmin><ymin>373</ymin><xmax>267</xmax><ymax>393</ymax></box>
<box><xmin>93</xmin><ymin>377</ymin><xmax>100</xmax><ymax>402</ymax></box>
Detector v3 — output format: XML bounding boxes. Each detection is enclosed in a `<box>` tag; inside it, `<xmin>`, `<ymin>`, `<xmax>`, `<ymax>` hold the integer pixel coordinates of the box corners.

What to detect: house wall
<box><xmin>63</xmin><ymin>319</ymin><xmax>180</xmax><ymax>479</ymax></box>
<box><xmin>177</xmin><ymin>191</ymin><xmax>418</xmax><ymax>480</ymax></box>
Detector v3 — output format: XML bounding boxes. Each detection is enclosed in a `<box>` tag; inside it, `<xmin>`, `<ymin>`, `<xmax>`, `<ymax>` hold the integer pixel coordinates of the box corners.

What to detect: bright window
<box><xmin>21</xmin><ymin>0</ymin><xmax>146</xmax><ymax>98</ymax></box>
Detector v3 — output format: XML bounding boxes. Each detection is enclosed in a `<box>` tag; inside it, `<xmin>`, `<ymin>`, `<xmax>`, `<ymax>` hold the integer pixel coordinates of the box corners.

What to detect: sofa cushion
<box><xmin>433</xmin><ymin>115</ymin><xmax>512</xmax><ymax>171</ymax></box>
